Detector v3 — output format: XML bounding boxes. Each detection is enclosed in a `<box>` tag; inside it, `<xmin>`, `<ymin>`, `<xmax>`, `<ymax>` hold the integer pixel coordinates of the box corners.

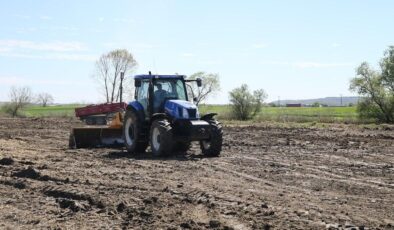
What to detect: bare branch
<box><xmin>36</xmin><ymin>92</ymin><xmax>54</xmax><ymax>107</ymax></box>
<box><xmin>187</xmin><ymin>72</ymin><xmax>220</xmax><ymax>106</ymax></box>
<box><xmin>92</xmin><ymin>49</ymin><xmax>137</xmax><ymax>103</ymax></box>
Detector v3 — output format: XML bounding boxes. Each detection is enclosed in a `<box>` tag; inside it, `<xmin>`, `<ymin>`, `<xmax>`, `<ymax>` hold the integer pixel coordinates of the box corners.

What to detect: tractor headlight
<box><xmin>182</xmin><ymin>108</ymin><xmax>189</xmax><ymax>118</ymax></box>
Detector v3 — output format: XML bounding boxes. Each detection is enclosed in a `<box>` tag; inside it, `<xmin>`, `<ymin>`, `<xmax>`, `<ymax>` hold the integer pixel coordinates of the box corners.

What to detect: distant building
<box><xmin>286</xmin><ymin>103</ymin><xmax>302</xmax><ymax>107</ymax></box>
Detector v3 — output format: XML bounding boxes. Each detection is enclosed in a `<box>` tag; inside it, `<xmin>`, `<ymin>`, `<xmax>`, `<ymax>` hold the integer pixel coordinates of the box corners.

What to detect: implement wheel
<box><xmin>123</xmin><ymin>110</ymin><xmax>148</xmax><ymax>153</ymax></box>
<box><xmin>200</xmin><ymin>119</ymin><xmax>223</xmax><ymax>157</ymax></box>
<box><xmin>150</xmin><ymin>119</ymin><xmax>174</xmax><ymax>156</ymax></box>
<box><xmin>69</xmin><ymin>133</ymin><xmax>76</xmax><ymax>149</ymax></box>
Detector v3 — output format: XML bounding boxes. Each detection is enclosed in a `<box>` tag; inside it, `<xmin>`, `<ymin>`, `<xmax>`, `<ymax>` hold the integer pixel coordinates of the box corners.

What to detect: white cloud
<box><xmin>113</xmin><ymin>18</ymin><xmax>135</xmax><ymax>23</ymax></box>
<box><xmin>252</xmin><ymin>43</ymin><xmax>268</xmax><ymax>49</ymax></box>
<box><xmin>181</xmin><ymin>53</ymin><xmax>195</xmax><ymax>57</ymax></box>
<box><xmin>331</xmin><ymin>43</ymin><xmax>341</xmax><ymax>48</ymax></box>
<box><xmin>195</xmin><ymin>60</ymin><xmax>223</xmax><ymax>65</ymax></box>
<box><xmin>16</xmin><ymin>27</ymin><xmax>38</xmax><ymax>34</ymax></box>
<box><xmin>51</xmin><ymin>53</ymin><xmax>96</xmax><ymax>61</ymax></box>
<box><xmin>0</xmin><ymin>47</ymin><xmax>10</xmax><ymax>53</ymax></box>
<box><xmin>14</xmin><ymin>14</ymin><xmax>30</xmax><ymax>19</ymax></box>
<box><xmin>102</xmin><ymin>42</ymin><xmax>156</xmax><ymax>50</ymax></box>
<box><xmin>261</xmin><ymin>61</ymin><xmax>353</xmax><ymax>68</ymax></box>
<box><xmin>0</xmin><ymin>40</ymin><xmax>86</xmax><ymax>52</ymax></box>
<box><xmin>48</xmin><ymin>26</ymin><xmax>79</xmax><ymax>32</ymax></box>
<box><xmin>0</xmin><ymin>53</ymin><xmax>96</xmax><ymax>62</ymax></box>
<box><xmin>292</xmin><ymin>62</ymin><xmax>352</xmax><ymax>68</ymax></box>
<box><xmin>134</xmin><ymin>43</ymin><xmax>155</xmax><ymax>49</ymax></box>
<box><xmin>99</xmin><ymin>17</ymin><xmax>105</xmax><ymax>22</ymax></box>
<box><xmin>40</xmin><ymin>15</ymin><xmax>52</xmax><ymax>20</ymax></box>
<box><xmin>0</xmin><ymin>76</ymin><xmax>77</xmax><ymax>86</ymax></box>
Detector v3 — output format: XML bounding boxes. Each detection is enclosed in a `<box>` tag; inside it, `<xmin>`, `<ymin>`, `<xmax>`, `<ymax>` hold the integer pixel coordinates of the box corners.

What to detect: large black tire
<box><xmin>199</xmin><ymin>119</ymin><xmax>223</xmax><ymax>157</ymax></box>
<box><xmin>150</xmin><ymin>119</ymin><xmax>174</xmax><ymax>156</ymax></box>
<box><xmin>173</xmin><ymin>141</ymin><xmax>191</xmax><ymax>153</ymax></box>
<box><xmin>123</xmin><ymin>110</ymin><xmax>148</xmax><ymax>153</ymax></box>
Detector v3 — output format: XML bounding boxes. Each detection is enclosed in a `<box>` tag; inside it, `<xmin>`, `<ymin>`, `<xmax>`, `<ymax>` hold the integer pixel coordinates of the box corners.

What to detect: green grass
<box><xmin>258</xmin><ymin>106</ymin><xmax>358</xmax><ymax>123</ymax></box>
<box><xmin>21</xmin><ymin>104</ymin><xmax>83</xmax><ymax>117</ymax></box>
<box><xmin>12</xmin><ymin>103</ymin><xmax>360</xmax><ymax>124</ymax></box>
<box><xmin>200</xmin><ymin>104</ymin><xmax>359</xmax><ymax>123</ymax></box>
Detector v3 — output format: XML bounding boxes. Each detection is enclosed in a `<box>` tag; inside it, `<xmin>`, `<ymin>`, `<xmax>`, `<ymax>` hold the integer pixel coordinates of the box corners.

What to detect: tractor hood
<box><xmin>164</xmin><ymin>100</ymin><xmax>200</xmax><ymax>119</ymax></box>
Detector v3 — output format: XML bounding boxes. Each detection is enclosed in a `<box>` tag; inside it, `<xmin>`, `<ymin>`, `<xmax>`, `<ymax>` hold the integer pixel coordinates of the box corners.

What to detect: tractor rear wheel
<box><xmin>150</xmin><ymin>119</ymin><xmax>174</xmax><ymax>156</ymax></box>
<box><xmin>123</xmin><ymin>110</ymin><xmax>148</xmax><ymax>153</ymax></box>
<box><xmin>200</xmin><ymin>119</ymin><xmax>223</xmax><ymax>157</ymax></box>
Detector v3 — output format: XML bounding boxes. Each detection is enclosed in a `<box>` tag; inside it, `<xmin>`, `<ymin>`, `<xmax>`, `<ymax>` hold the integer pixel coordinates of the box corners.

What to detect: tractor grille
<box><xmin>187</xmin><ymin>109</ymin><xmax>197</xmax><ymax>118</ymax></box>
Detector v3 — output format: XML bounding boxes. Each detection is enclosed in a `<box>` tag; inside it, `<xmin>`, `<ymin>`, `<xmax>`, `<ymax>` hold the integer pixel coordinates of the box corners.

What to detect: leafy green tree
<box><xmin>229</xmin><ymin>84</ymin><xmax>267</xmax><ymax>120</ymax></box>
<box><xmin>350</xmin><ymin>46</ymin><xmax>394</xmax><ymax>123</ymax></box>
<box><xmin>187</xmin><ymin>72</ymin><xmax>220</xmax><ymax>106</ymax></box>
<box><xmin>312</xmin><ymin>102</ymin><xmax>320</xmax><ymax>107</ymax></box>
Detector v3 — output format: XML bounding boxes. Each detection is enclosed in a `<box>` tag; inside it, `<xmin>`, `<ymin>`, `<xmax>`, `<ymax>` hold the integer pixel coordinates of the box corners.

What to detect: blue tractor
<box><xmin>122</xmin><ymin>73</ymin><xmax>223</xmax><ymax>156</ymax></box>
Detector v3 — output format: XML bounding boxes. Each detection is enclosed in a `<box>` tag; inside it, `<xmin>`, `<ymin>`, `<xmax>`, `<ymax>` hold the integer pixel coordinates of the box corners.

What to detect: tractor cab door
<box><xmin>153</xmin><ymin>80</ymin><xmax>172</xmax><ymax>113</ymax></box>
<box><xmin>136</xmin><ymin>80</ymin><xmax>150</xmax><ymax>119</ymax></box>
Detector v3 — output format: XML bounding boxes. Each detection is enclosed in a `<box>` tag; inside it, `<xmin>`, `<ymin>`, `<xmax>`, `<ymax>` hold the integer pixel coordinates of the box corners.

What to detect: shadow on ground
<box><xmin>104</xmin><ymin>150</ymin><xmax>207</xmax><ymax>161</ymax></box>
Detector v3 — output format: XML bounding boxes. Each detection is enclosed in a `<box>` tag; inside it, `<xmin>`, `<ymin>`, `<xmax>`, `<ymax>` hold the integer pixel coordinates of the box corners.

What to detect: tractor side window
<box><xmin>137</xmin><ymin>80</ymin><xmax>149</xmax><ymax>116</ymax></box>
<box><xmin>175</xmin><ymin>80</ymin><xmax>187</xmax><ymax>101</ymax></box>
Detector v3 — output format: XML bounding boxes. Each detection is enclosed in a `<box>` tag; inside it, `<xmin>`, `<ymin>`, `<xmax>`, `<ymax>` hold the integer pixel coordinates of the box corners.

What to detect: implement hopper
<box><xmin>69</xmin><ymin>126</ymin><xmax>124</xmax><ymax>148</ymax></box>
<box><xmin>70</xmin><ymin>105</ymin><xmax>125</xmax><ymax>149</ymax></box>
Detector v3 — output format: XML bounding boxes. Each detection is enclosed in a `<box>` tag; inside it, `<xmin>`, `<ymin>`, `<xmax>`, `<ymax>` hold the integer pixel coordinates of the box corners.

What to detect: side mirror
<box><xmin>135</xmin><ymin>79</ymin><xmax>141</xmax><ymax>87</ymax></box>
<box><xmin>193</xmin><ymin>97</ymin><xmax>198</xmax><ymax>102</ymax></box>
<box><xmin>196</xmin><ymin>78</ymin><xmax>202</xmax><ymax>87</ymax></box>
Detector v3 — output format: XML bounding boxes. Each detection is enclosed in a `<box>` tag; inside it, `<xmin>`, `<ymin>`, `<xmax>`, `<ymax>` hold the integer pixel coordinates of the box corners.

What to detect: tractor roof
<box><xmin>134</xmin><ymin>74</ymin><xmax>186</xmax><ymax>80</ymax></box>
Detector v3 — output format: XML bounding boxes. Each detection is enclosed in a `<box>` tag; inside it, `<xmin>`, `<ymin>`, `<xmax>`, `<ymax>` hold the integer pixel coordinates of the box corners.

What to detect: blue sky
<box><xmin>0</xmin><ymin>0</ymin><xmax>393</xmax><ymax>104</ymax></box>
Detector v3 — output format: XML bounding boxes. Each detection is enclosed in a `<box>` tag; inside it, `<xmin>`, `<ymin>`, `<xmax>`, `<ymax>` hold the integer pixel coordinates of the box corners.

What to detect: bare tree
<box><xmin>6</xmin><ymin>86</ymin><xmax>32</xmax><ymax>117</ymax></box>
<box><xmin>36</xmin><ymin>92</ymin><xmax>54</xmax><ymax>107</ymax></box>
<box><xmin>93</xmin><ymin>49</ymin><xmax>137</xmax><ymax>103</ymax></box>
<box><xmin>187</xmin><ymin>72</ymin><xmax>220</xmax><ymax>106</ymax></box>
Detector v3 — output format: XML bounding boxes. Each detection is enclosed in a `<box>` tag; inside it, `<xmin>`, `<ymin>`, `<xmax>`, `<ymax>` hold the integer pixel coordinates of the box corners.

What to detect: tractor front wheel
<box><xmin>200</xmin><ymin>119</ymin><xmax>223</xmax><ymax>157</ymax></box>
<box><xmin>123</xmin><ymin>110</ymin><xmax>148</xmax><ymax>153</ymax></box>
<box><xmin>150</xmin><ymin>119</ymin><xmax>173</xmax><ymax>156</ymax></box>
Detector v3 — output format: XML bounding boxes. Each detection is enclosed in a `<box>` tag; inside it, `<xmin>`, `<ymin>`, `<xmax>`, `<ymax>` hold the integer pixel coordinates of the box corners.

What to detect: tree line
<box><xmin>4</xmin><ymin>46</ymin><xmax>392</xmax><ymax>123</ymax></box>
<box><xmin>1</xmin><ymin>87</ymin><xmax>54</xmax><ymax>117</ymax></box>
<box><xmin>92</xmin><ymin>49</ymin><xmax>267</xmax><ymax>121</ymax></box>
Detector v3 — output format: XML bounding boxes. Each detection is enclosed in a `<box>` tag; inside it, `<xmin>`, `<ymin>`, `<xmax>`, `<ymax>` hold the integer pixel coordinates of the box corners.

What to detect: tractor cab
<box><xmin>135</xmin><ymin>75</ymin><xmax>188</xmax><ymax>116</ymax></box>
<box><xmin>134</xmin><ymin>74</ymin><xmax>201</xmax><ymax>120</ymax></box>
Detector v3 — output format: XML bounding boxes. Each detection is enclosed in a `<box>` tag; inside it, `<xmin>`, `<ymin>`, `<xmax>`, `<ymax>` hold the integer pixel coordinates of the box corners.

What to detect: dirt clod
<box><xmin>0</xmin><ymin>157</ymin><xmax>14</xmax><ymax>165</ymax></box>
<box><xmin>12</xmin><ymin>167</ymin><xmax>40</xmax><ymax>179</ymax></box>
<box><xmin>209</xmin><ymin>220</ymin><xmax>221</xmax><ymax>228</ymax></box>
<box><xmin>56</xmin><ymin>198</ymin><xmax>86</xmax><ymax>212</ymax></box>
<box><xmin>117</xmin><ymin>202</ymin><xmax>127</xmax><ymax>212</ymax></box>
<box><xmin>0</xmin><ymin>180</ymin><xmax>26</xmax><ymax>189</ymax></box>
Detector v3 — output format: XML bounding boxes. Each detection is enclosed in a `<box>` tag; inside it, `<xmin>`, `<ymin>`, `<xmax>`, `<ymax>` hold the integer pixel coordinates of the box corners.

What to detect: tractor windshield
<box><xmin>153</xmin><ymin>79</ymin><xmax>187</xmax><ymax>112</ymax></box>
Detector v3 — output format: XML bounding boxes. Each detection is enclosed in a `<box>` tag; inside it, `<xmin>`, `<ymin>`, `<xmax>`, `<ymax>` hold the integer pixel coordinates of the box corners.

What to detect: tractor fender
<box><xmin>151</xmin><ymin>113</ymin><xmax>170</xmax><ymax>122</ymax></box>
<box><xmin>201</xmin><ymin>113</ymin><xmax>218</xmax><ymax>121</ymax></box>
<box><xmin>126</xmin><ymin>101</ymin><xmax>145</xmax><ymax>122</ymax></box>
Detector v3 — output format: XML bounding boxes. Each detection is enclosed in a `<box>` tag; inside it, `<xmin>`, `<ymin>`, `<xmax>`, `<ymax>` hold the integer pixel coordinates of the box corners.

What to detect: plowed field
<box><xmin>0</xmin><ymin>118</ymin><xmax>393</xmax><ymax>229</ymax></box>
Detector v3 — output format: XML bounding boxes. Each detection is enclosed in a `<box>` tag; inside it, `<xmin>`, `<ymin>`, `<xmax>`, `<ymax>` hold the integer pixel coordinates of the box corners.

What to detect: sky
<box><xmin>0</xmin><ymin>0</ymin><xmax>393</xmax><ymax>104</ymax></box>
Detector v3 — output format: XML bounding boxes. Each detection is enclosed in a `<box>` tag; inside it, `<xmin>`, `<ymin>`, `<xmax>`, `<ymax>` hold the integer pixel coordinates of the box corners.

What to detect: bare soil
<box><xmin>0</xmin><ymin>117</ymin><xmax>393</xmax><ymax>230</ymax></box>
